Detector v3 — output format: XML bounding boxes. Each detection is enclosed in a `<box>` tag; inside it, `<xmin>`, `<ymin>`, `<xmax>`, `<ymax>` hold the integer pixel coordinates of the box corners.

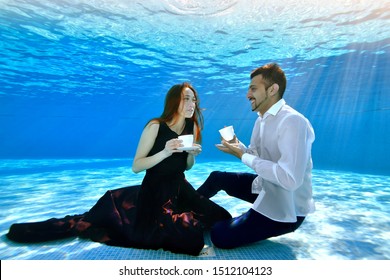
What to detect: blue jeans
<box><xmin>197</xmin><ymin>171</ymin><xmax>305</xmax><ymax>249</ymax></box>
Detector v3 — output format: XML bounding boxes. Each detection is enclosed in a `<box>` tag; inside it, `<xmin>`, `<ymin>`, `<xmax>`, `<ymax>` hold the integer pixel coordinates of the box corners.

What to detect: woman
<box><xmin>7</xmin><ymin>82</ymin><xmax>232</xmax><ymax>256</ymax></box>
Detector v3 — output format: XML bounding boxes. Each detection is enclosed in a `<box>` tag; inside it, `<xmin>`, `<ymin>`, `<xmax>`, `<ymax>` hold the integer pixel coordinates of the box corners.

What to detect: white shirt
<box><xmin>241</xmin><ymin>99</ymin><xmax>315</xmax><ymax>222</ymax></box>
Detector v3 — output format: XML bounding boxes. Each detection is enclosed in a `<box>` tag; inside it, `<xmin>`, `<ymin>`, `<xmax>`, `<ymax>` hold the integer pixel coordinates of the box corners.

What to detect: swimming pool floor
<box><xmin>0</xmin><ymin>159</ymin><xmax>389</xmax><ymax>260</ymax></box>
<box><xmin>1</xmin><ymin>232</ymin><xmax>304</xmax><ymax>260</ymax></box>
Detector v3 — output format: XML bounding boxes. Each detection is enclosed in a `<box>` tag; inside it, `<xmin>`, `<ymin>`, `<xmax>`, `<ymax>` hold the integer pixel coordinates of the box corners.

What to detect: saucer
<box><xmin>177</xmin><ymin>146</ymin><xmax>198</xmax><ymax>151</ymax></box>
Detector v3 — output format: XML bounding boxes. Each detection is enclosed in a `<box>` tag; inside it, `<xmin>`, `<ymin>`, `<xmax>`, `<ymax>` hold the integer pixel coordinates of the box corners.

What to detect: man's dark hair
<box><xmin>250</xmin><ymin>63</ymin><xmax>287</xmax><ymax>98</ymax></box>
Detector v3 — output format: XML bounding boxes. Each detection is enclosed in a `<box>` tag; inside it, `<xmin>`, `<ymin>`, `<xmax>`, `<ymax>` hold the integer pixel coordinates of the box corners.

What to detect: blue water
<box><xmin>0</xmin><ymin>0</ymin><xmax>389</xmax><ymax>174</ymax></box>
<box><xmin>0</xmin><ymin>0</ymin><xmax>390</xmax><ymax>260</ymax></box>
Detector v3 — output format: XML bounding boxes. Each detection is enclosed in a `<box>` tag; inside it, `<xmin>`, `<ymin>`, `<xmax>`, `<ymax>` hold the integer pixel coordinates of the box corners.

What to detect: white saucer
<box><xmin>215</xmin><ymin>144</ymin><xmax>224</xmax><ymax>147</ymax></box>
<box><xmin>177</xmin><ymin>146</ymin><xmax>198</xmax><ymax>151</ymax></box>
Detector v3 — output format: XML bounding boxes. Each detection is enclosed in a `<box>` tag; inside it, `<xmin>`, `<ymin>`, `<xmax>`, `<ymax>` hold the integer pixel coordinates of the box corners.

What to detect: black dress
<box><xmin>7</xmin><ymin>119</ymin><xmax>232</xmax><ymax>256</ymax></box>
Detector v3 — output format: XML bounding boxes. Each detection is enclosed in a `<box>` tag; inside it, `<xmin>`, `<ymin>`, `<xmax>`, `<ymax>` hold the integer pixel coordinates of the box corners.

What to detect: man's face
<box><xmin>246</xmin><ymin>74</ymin><xmax>271</xmax><ymax>114</ymax></box>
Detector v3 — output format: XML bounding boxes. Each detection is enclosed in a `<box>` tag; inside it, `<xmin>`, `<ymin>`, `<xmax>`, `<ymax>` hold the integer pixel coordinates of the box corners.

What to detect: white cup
<box><xmin>178</xmin><ymin>134</ymin><xmax>194</xmax><ymax>147</ymax></box>
<box><xmin>219</xmin><ymin>125</ymin><xmax>235</xmax><ymax>141</ymax></box>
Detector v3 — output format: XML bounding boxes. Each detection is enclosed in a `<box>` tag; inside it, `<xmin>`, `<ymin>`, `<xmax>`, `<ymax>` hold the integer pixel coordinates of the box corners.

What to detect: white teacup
<box><xmin>178</xmin><ymin>134</ymin><xmax>194</xmax><ymax>147</ymax></box>
<box><xmin>219</xmin><ymin>126</ymin><xmax>235</xmax><ymax>141</ymax></box>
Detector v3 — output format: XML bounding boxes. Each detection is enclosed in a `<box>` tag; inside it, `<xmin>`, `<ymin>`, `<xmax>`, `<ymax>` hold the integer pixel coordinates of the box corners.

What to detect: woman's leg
<box><xmin>7</xmin><ymin>214</ymin><xmax>84</xmax><ymax>243</ymax></box>
<box><xmin>197</xmin><ymin>171</ymin><xmax>258</xmax><ymax>203</ymax></box>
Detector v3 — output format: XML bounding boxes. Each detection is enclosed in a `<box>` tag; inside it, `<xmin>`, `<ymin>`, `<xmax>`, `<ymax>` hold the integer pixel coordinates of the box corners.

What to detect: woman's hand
<box><xmin>187</xmin><ymin>143</ymin><xmax>202</xmax><ymax>156</ymax></box>
<box><xmin>163</xmin><ymin>138</ymin><xmax>183</xmax><ymax>156</ymax></box>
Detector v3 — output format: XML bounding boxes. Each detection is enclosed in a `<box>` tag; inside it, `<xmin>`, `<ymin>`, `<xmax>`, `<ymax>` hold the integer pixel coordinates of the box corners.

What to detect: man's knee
<box><xmin>197</xmin><ymin>171</ymin><xmax>225</xmax><ymax>197</ymax></box>
<box><xmin>210</xmin><ymin>210</ymin><xmax>268</xmax><ymax>249</ymax></box>
<box><xmin>210</xmin><ymin>220</ymin><xmax>236</xmax><ymax>249</ymax></box>
<box><xmin>209</xmin><ymin>170</ymin><xmax>224</xmax><ymax>179</ymax></box>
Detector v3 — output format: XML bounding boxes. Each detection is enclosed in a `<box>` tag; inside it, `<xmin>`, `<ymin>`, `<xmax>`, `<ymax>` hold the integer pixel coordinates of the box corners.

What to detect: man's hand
<box><xmin>215</xmin><ymin>136</ymin><xmax>244</xmax><ymax>159</ymax></box>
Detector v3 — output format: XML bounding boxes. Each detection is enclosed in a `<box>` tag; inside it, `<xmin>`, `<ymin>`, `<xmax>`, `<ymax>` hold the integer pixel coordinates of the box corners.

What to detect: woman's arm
<box><xmin>186</xmin><ymin>154</ymin><xmax>195</xmax><ymax>170</ymax></box>
<box><xmin>132</xmin><ymin>121</ymin><xmax>182</xmax><ymax>173</ymax></box>
<box><xmin>185</xmin><ymin>123</ymin><xmax>201</xmax><ymax>170</ymax></box>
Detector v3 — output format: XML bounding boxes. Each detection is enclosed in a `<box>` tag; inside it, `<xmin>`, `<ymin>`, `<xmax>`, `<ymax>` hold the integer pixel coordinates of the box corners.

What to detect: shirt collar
<box><xmin>258</xmin><ymin>99</ymin><xmax>285</xmax><ymax>117</ymax></box>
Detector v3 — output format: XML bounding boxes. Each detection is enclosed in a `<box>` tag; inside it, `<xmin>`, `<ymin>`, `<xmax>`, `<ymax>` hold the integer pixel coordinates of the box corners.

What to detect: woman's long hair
<box><xmin>149</xmin><ymin>82</ymin><xmax>204</xmax><ymax>142</ymax></box>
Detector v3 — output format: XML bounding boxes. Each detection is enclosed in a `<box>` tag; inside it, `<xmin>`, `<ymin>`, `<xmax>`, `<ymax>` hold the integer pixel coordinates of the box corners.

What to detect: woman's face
<box><xmin>178</xmin><ymin>87</ymin><xmax>196</xmax><ymax>118</ymax></box>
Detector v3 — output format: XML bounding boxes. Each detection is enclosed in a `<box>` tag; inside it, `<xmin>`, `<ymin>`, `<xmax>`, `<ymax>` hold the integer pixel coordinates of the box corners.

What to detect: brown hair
<box><xmin>150</xmin><ymin>82</ymin><xmax>204</xmax><ymax>142</ymax></box>
<box><xmin>250</xmin><ymin>63</ymin><xmax>287</xmax><ymax>98</ymax></box>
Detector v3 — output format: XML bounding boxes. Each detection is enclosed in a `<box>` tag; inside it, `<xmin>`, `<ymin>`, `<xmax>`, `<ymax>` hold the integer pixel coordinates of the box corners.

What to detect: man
<box><xmin>197</xmin><ymin>63</ymin><xmax>315</xmax><ymax>249</ymax></box>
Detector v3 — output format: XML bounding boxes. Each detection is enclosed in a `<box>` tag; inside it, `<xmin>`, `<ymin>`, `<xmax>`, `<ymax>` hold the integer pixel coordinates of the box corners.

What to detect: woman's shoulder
<box><xmin>147</xmin><ymin>119</ymin><xmax>160</xmax><ymax>126</ymax></box>
<box><xmin>145</xmin><ymin>119</ymin><xmax>161</xmax><ymax>133</ymax></box>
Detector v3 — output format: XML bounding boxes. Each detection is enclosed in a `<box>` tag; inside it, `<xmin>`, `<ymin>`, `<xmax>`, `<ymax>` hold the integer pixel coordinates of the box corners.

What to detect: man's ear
<box><xmin>270</xmin><ymin>83</ymin><xmax>279</xmax><ymax>96</ymax></box>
